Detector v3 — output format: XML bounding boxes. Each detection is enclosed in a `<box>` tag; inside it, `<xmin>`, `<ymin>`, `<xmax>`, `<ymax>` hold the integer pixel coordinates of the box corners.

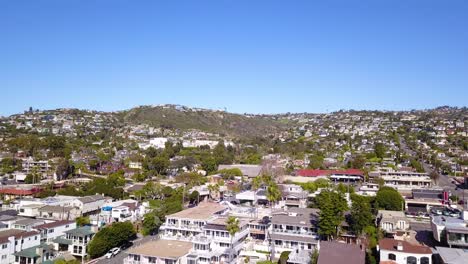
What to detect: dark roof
<box><xmin>272</xmin><ymin>208</ymin><xmax>319</xmax><ymax>227</ymax></box>
<box><xmin>13</xmin><ymin>243</ymin><xmax>54</xmax><ymax>258</ymax></box>
<box><xmin>77</xmin><ymin>195</ymin><xmax>105</xmax><ymax>203</ymax></box>
<box><xmin>64</xmin><ymin>226</ymin><xmax>95</xmax><ymax>236</ymax></box>
<box><xmin>379</xmin><ymin>238</ymin><xmax>432</xmax><ymax>254</ymax></box>
<box><xmin>270</xmin><ymin>233</ymin><xmax>319</xmax><ymax>244</ymax></box>
<box><xmin>35</xmin><ymin>220</ymin><xmax>75</xmax><ymax>230</ymax></box>
<box><xmin>0</xmin><ymin>210</ymin><xmax>18</xmax><ymax>217</ymax></box>
<box><xmin>14</xmin><ymin>218</ymin><xmax>45</xmax><ymax>226</ymax></box>
<box><xmin>204</xmin><ymin>224</ymin><xmax>227</xmax><ymax>231</ymax></box>
<box><xmin>38</xmin><ymin>205</ymin><xmax>75</xmax><ymax>213</ymax></box>
<box><xmin>317</xmin><ymin>241</ymin><xmax>365</xmax><ymax>264</ymax></box>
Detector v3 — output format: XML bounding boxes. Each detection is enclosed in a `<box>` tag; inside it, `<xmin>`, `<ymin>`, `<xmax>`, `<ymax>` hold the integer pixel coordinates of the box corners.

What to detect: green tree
<box><xmin>142</xmin><ymin>211</ymin><xmax>163</xmax><ymax>236</ymax></box>
<box><xmin>266</xmin><ymin>183</ymin><xmax>281</xmax><ymax>209</ymax></box>
<box><xmin>374</xmin><ymin>143</ymin><xmax>386</xmax><ymax>159</ymax></box>
<box><xmin>149</xmin><ymin>155</ymin><xmax>170</xmax><ymax>175</ymax></box>
<box><xmin>349</xmin><ymin>155</ymin><xmax>366</xmax><ymax>169</ymax></box>
<box><xmin>375</xmin><ymin>187</ymin><xmax>404</xmax><ymax>211</ymax></box>
<box><xmin>226</xmin><ymin>216</ymin><xmax>240</xmax><ymax>263</ymax></box>
<box><xmin>76</xmin><ymin>216</ymin><xmax>90</xmax><ymax>227</ymax></box>
<box><xmin>310</xmin><ymin>249</ymin><xmax>319</xmax><ymax>264</ymax></box>
<box><xmin>308</xmin><ymin>155</ymin><xmax>324</xmax><ymax>169</ymax></box>
<box><xmin>55</xmin><ymin>158</ymin><xmax>74</xmax><ymax>180</ymax></box>
<box><xmin>279</xmin><ymin>251</ymin><xmax>291</xmax><ymax>264</ymax></box>
<box><xmin>201</xmin><ymin>156</ymin><xmax>217</xmax><ymax>174</ymax></box>
<box><xmin>189</xmin><ymin>190</ymin><xmax>200</xmax><ymax>204</ymax></box>
<box><xmin>316</xmin><ymin>190</ymin><xmax>348</xmax><ymax>240</ymax></box>
<box><xmin>349</xmin><ymin>194</ymin><xmax>373</xmax><ymax>235</ymax></box>
<box><xmin>88</xmin><ymin>221</ymin><xmax>136</xmax><ymax>258</ymax></box>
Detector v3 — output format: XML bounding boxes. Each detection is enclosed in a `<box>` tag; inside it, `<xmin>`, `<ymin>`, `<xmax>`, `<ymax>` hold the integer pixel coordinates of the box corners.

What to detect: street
<box><xmin>400</xmin><ymin>138</ymin><xmax>467</xmax><ymax>204</ymax></box>
<box><xmin>95</xmin><ymin>234</ymin><xmax>159</xmax><ymax>264</ymax></box>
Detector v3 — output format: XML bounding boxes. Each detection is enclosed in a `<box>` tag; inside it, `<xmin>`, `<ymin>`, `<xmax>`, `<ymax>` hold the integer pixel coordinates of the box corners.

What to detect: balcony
<box><xmin>272</xmin><ymin>229</ymin><xmax>316</xmax><ymax>237</ymax></box>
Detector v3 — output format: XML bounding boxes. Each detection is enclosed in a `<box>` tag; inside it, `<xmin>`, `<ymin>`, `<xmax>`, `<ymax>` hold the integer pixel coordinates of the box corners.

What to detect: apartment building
<box><xmin>0</xmin><ymin>229</ymin><xmax>41</xmax><ymax>264</ymax></box>
<box><xmin>63</xmin><ymin>226</ymin><xmax>96</xmax><ymax>259</ymax></box>
<box><xmin>21</xmin><ymin>157</ymin><xmax>51</xmax><ymax>175</ymax></box>
<box><xmin>126</xmin><ymin>239</ymin><xmax>193</xmax><ymax>264</ymax></box>
<box><xmin>188</xmin><ymin>217</ymin><xmax>250</xmax><ymax>264</ymax></box>
<box><xmin>270</xmin><ymin>208</ymin><xmax>320</xmax><ymax>261</ymax></box>
<box><xmin>35</xmin><ymin>220</ymin><xmax>76</xmax><ymax>243</ymax></box>
<box><xmin>160</xmin><ymin>202</ymin><xmax>228</xmax><ymax>241</ymax></box>
<box><xmin>369</xmin><ymin>170</ymin><xmax>432</xmax><ymax>190</ymax></box>
<box><xmin>431</xmin><ymin>215</ymin><xmax>468</xmax><ymax>248</ymax></box>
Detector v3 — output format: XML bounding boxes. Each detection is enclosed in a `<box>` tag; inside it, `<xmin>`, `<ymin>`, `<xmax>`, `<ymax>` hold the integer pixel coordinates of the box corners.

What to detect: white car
<box><xmin>104</xmin><ymin>247</ymin><xmax>121</xmax><ymax>259</ymax></box>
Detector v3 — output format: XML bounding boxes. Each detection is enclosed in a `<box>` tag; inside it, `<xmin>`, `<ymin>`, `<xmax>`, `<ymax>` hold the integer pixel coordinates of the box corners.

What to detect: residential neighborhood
<box><xmin>0</xmin><ymin>105</ymin><xmax>465</xmax><ymax>264</ymax></box>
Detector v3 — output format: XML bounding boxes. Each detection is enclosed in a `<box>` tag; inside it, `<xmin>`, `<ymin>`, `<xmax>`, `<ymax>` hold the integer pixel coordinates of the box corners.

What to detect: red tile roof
<box><xmin>0</xmin><ymin>229</ymin><xmax>40</xmax><ymax>244</ymax></box>
<box><xmin>379</xmin><ymin>238</ymin><xmax>432</xmax><ymax>254</ymax></box>
<box><xmin>0</xmin><ymin>188</ymin><xmax>42</xmax><ymax>195</ymax></box>
<box><xmin>35</xmin><ymin>220</ymin><xmax>75</xmax><ymax>230</ymax></box>
<box><xmin>296</xmin><ymin>169</ymin><xmax>364</xmax><ymax>177</ymax></box>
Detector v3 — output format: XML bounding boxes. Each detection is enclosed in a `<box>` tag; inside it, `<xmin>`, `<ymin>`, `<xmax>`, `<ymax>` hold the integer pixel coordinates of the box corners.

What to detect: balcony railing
<box><xmin>272</xmin><ymin>229</ymin><xmax>316</xmax><ymax>237</ymax></box>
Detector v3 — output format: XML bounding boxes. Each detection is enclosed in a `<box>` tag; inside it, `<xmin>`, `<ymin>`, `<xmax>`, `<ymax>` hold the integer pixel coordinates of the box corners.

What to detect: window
<box><xmin>388</xmin><ymin>254</ymin><xmax>396</xmax><ymax>261</ymax></box>
<box><xmin>1</xmin><ymin>244</ymin><xmax>6</xmax><ymax>249</ymax></box>
<box><xmin>1</xmin><ymin>255</ymin><xmax>6</xmax><ymax>259</ymax></box>
<box><xmin>148</xmin><ymin>257</ymin><xmax>156</xmax><ymax>263</ymax></box>
<box><xmin>421</xmin><ymin>257</ymin><xmax>429</xmax><ymax>264</ymax></box>
<box><xmin>407</xmin><ymin>256</ymin><xmax>417</xmax><ymax>264</ymax></box>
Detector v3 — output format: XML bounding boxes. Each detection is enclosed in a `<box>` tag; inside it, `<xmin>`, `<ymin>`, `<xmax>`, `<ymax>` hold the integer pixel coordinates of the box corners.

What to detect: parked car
<box><xmin>104</xmin><ymin>247</ymin><xmax>120</xmax><ymax>259</ymax></box>
<box><xmin>431</xmin><ymin>209</ymin><xmax>442</xmax><ymax>215</ymax></box>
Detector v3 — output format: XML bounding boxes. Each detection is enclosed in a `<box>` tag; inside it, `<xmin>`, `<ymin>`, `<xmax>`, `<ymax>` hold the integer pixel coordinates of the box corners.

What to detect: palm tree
<box><xmin>226</xmin><ymin>216</ymin><xmax>240</xmax><ymax>264</ymax></box>
<box><xmin>266</xmin><ymin>183</ymin><xmax>281</xmax><ymax>211</ymax></box>
<box><xmin>430</xmin><ymin>170</ymin><xmax>440</xmax><ymax>185</ymax></box>
<box><xmin>208</xmin><ymin>184</ymin><xmax>220</xmax><ymax>200</ymax></box>
<box><xmin>252</xmin><ymin>176</ymin><xmax>263</xmax><ymax>217</ymax></box>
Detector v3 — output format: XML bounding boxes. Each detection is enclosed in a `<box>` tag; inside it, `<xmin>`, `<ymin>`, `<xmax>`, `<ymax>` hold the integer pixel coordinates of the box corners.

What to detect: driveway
<box><xmin>95</xmin><ymin>234</ymin><xmax>159</xmax><ymax>264</ymax></box>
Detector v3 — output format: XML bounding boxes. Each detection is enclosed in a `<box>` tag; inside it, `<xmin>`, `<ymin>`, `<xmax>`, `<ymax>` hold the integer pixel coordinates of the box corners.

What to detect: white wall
<box><xmin>380</xmin><ymin>249</ymin><xmax>432</xmax><ymax>264</ymax></box>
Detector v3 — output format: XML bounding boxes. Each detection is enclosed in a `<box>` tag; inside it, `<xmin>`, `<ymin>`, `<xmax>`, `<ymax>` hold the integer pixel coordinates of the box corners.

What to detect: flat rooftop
<box><xmin>167</xmin><ymin>202</ymin><xmax>226</xmax><ymax>220</ymax></box>
<box><xmin>128</xmin><ymin>239</ymin><xmax>192</xmax><ymax>259</ymax></box>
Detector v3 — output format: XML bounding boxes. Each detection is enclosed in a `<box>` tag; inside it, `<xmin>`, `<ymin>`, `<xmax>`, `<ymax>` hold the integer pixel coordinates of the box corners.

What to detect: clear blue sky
<box><xmin>1</xmin><ymin>0</ymin><xmax>467</xmax><ymax>115</ymax></box>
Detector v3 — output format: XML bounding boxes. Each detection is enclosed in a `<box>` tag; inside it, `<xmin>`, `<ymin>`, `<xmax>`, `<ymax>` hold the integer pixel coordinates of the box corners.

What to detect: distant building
<box><xmin>369</xmin><ymin>170</ymin><xmax>432</xmax><ymax>191</ymax></box>
<box><xmin>295</xmin><ymin>169</ymin><xmax>364</xmax><ymax>182</ymax></box>
<box><xmin>218</xmin><ymin>164</ymin><xmax>262</xmax><ymax>178</ymax></box>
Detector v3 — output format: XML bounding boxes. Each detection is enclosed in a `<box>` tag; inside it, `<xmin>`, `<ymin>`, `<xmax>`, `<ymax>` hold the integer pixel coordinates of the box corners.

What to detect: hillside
<box><xmin>120</xmin><ymin>105</ymin><xmax>288</xmax><ymax>138</ymax></box>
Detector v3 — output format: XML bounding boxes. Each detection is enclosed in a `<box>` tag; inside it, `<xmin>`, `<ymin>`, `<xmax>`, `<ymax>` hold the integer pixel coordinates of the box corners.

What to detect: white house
<box><xmin>0</xmin><ymin>229</ymin><xmax>41</xmax><ymax>264</ymax></box>
<box><xmin>379</xmin><ymin>238</ymin><xmax>432</xmax><ymax>264</ymax></box>
<box><xmin>72</xmin><ymin>195</ymin><xmax>107</xmax><ymax>215</ymax></box>
<box><xmin>34</xmin><ymin>220</ymin><xmax>76</xmax><ymax>243</ymax></box>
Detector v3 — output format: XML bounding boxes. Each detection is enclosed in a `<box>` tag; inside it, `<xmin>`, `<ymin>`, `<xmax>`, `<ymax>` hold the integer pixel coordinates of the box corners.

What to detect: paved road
<box><xmin>95</xmin><ymin>234</ymin><xmax>159</xmax><ymax>264</ymax></box>
<box><xmin>400</xmin><ymin>138</ymin><xmax>467</xmax><ymax>202</ymax></box>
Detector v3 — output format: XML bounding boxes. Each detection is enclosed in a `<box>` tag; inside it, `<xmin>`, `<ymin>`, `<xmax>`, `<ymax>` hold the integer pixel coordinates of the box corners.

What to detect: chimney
<box><xmin>36</xmin><ymin>247</ymin><xmax>44</xmax><ymax>262</ymax></box>
<box><xmin>91</xmin><ymin>225</ymin><xmax>99</xmax><ymax>233</ymax></box>
<box><xmin>397</xmin><ymin>242</ymin><xmax>403</xmax><ymax>251</ymax></box>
